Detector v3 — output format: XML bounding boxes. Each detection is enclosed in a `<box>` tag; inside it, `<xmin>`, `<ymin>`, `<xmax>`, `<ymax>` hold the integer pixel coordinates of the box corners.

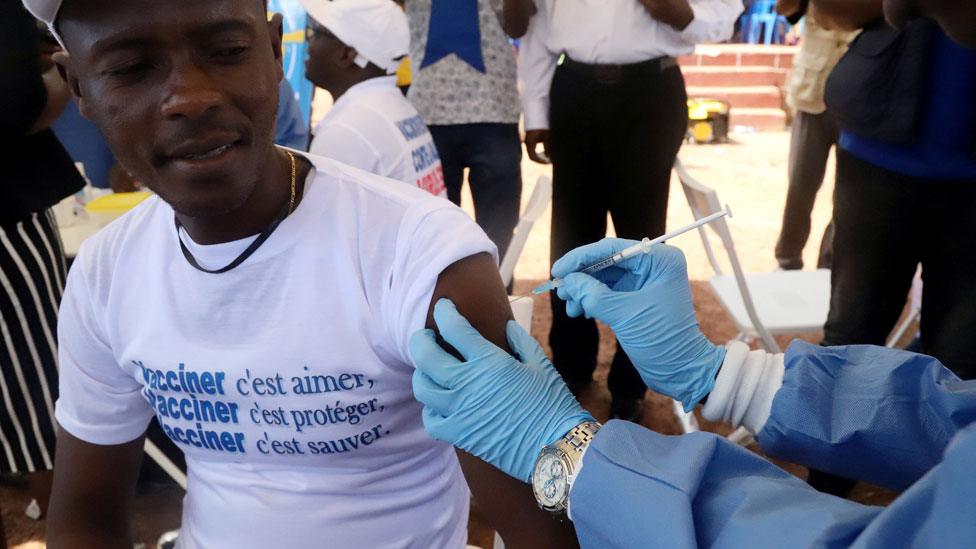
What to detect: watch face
<box><xmin>532</xmin><ymin>452</ymin><xmax>568</xmax><ymax>509</ymax></box>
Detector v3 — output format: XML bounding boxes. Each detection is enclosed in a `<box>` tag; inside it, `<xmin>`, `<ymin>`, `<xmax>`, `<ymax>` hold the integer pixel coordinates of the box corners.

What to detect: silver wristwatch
<box><xmin>531</xmin><ymin>421</ymin><xmax>601</xmax><ymax>514</ymax></box>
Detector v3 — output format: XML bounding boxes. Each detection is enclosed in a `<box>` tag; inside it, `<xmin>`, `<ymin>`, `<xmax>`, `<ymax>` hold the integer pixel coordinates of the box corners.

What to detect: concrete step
<box><xmin>687</xmin><ymin>85</ymin><xmax>784</xmax><ymax>110</ymax></box>
<box><xmin>729</xmin><ymin>107</ymin><xmax>787</xmax><ymax>130</ymax></box>
<box><xmin>678</xmin><ymin>44</ymin><xmax>796</xmax><ymax>70</ymax></box>
<box><xmin>682</xmin><ymin>66</ymin><xmax>788</xmax><ymax>88</ymax></box>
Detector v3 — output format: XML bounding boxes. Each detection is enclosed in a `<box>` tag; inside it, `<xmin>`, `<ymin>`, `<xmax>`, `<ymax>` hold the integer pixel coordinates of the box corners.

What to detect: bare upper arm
<box><xmin>427</xmin><ymin>253</ymin><xmax>579</xmax><ymax>548</ymax></box>
<box><xmin>46</xmin><ymin>426</ymin><xmax>146</xmax><ymax>549</ymax></box>
<box><xmin>427</xmin><ymin>252</ymin><xmax>513</xmax><ymax>350</ymax></box>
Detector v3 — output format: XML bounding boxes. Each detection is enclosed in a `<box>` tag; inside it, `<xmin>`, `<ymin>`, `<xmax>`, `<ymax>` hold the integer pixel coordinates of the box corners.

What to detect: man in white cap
<box><xmin>20</xmin><ymin>0</ymin><xmax>575</xmax><ymax>546</ymax></box>
<box><xmin>304</xmin><ymin>0</ymin><xmax>446</xmax><ymax>197</ymax></box>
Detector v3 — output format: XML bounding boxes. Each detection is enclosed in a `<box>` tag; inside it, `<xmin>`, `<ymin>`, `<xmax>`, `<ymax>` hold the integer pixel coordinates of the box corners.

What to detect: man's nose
<box><xmin>159</xmin><ymin>59</ymin><xmax>223</xmax><ymax>120</ymax></box>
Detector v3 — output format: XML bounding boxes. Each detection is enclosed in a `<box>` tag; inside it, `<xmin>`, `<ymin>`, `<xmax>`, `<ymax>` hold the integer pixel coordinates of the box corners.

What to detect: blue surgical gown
<box><xmin>570</xmin><ymin>341</ymin><xmax>976</xmax><ymax>548</ymax></box>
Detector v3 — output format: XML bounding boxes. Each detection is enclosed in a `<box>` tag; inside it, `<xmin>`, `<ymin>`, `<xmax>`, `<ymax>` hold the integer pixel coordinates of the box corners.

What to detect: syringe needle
<box><xmin>532</xmin><ymin>206</ymin><xmax>732</xmax><ymax>295</ymax></box>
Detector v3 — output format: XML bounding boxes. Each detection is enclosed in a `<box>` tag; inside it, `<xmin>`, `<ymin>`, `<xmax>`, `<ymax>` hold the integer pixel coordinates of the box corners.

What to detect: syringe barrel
<box><xmin>580</xmin><ymin>252</ymin><xmax>625</xmax><ymax>275</ymax></box>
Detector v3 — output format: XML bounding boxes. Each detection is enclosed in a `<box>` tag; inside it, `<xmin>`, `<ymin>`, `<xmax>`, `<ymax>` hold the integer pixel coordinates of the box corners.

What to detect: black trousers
<box><xmin>429</xmin><ymin>123</ymin><xmax>523</xmax><ymax>260</ymax></box>
<box><xmin>548</xmin><ymin>60</ymin><xmax>688</xmax><ymax>399</ymax></box>
<box><xmin>824</xmin><ymin>150</ymin><xmax>976</xmax><ymax>379</ymax></box>
<box><xmin>775</xmin><ymin>110</ymin><xmax>839</xmax><ymax>270</ymax></box>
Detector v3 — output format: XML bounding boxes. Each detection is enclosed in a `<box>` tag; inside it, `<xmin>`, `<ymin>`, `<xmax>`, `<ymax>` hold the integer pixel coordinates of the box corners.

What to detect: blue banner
<box><xmin>421</xmin><ymin>0</ymin><xmax>485</xmax><ymax>73</ymax></box>
<box><xmin>268</xmin><ymin>0</ymin><xmax>315</xmax><ymax>127</ymax></box>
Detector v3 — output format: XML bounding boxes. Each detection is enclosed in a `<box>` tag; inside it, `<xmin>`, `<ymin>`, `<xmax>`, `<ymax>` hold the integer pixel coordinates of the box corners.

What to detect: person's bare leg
<box><xmin>28</xmin><ymin>470</ymin><xmax>54</xmax><ymax>516</ymax></box>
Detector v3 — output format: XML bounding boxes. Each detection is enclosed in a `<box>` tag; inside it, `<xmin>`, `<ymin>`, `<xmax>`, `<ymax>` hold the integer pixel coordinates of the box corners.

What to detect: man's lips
<box><xmin>179</xmin><ymin>142</ymin><xmax>235</xmax><ymax>161</ymax></box>
<box><xmin>163</xmin><ymin>135</ymin><xmax>244</xmax><ymax>162</ymax></box>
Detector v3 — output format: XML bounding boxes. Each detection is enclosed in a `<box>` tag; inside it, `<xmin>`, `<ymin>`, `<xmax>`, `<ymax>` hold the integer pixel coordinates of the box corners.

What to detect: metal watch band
<box><xmin>563</xmin><ymin>421</ymin><xmax>601</xmax><ymax>455</ymax></box>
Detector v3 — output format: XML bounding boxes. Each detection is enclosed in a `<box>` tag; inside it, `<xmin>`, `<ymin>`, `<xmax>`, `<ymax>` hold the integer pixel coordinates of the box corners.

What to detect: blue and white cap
<box><xmin>299</xmin><ymin>0</ymin><xmax>409</xmax><ymax>74</ymax></box>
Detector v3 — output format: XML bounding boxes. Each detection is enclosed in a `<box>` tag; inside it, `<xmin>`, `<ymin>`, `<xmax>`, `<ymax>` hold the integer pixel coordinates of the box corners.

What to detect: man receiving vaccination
<box><xmin>22</xmin><ymin>0</ymin><xmax>577</xmax><ymax>547</ymax></box>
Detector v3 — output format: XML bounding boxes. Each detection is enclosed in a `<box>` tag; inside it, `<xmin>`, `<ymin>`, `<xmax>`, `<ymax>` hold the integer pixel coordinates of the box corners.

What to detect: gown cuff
<box><xmin>702</xmin><ymin>341</ymin><xmax>785</xmax><ymax>434</ymax></box>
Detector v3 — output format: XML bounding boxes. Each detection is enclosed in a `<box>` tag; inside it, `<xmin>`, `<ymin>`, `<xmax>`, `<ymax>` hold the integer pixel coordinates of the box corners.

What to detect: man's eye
<box><xmin>107</xmin><ymin>63</ymin><xmax>151</xmax><ymax>77</ymax></box>
<box><xmin>214</xmin><ymin>46</ymin><xmax>249</xmax><ymax>58</ymax></box>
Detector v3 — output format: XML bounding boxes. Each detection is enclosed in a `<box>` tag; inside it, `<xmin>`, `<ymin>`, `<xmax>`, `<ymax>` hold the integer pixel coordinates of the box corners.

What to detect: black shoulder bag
<box><xmin>824</xmin><ymin>17</ymin><xmax>939</xmax><ymax>143</ymax></box>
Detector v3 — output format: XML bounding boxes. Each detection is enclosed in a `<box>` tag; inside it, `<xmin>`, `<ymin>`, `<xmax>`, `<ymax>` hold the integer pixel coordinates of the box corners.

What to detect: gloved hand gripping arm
<box><xmin>410</xmin><ymin>299</ymin><xmax>594</xmax><ymax>482</ymax></box>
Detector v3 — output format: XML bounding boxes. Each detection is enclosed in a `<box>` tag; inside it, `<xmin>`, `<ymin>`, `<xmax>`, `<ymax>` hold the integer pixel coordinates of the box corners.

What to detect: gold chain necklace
<box><xmin>286</xmin><ymin>150</ymin><xmax>296</xmax><ymax>213</ymax></box>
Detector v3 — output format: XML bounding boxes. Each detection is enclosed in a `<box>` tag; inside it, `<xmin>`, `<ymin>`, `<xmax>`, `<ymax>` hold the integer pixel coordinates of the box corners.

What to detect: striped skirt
<box><xmin>0</xmin><ymin>210</ymin><xmax>63</xmax><ymax>474</ymax></box>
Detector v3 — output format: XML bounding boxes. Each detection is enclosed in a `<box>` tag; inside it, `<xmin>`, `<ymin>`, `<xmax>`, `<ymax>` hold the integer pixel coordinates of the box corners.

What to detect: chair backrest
<box><xmin>499</xmin><ymin>175</ymin><xmax>552</xmax><ymax>287</ymax></box>
<box><xmin>885</xmin><ymin>266</ymin><xmax>923</xmax><ymax>348</ymax></box>
<box><xmin>673</xmin><ymin>160</ymin><xmax>780</xmax><ymax>351</ymax></box>
<box><xmin>674</xmin><ymin>161</ymin><xmax>726</xmax><ymax>276</ymax></box>
<box><xmin>741</xmin><ymin>0</ymin><xmax>788</xmax><ymax>44</ymax></box>
<box><xmin>752</xmin><ymin>0</ymin><xmax>777</xmax><ymax>14</ymax></box>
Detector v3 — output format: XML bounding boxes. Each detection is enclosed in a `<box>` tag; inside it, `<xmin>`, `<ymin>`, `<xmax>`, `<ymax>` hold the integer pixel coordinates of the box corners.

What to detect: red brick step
<box><xmin>682</xmin><ymin>66</ymin><xmax>788</xmax><ymax>88</ymax></box>
<box><xmin>678</xmin><ymin>45</ymin><xmax>796</xmax><ymax>132</ymax></box>
<box><xmin>686</xmin><ymin>85</ymin><xmax>784</xmax><ymax>110</ymax></box>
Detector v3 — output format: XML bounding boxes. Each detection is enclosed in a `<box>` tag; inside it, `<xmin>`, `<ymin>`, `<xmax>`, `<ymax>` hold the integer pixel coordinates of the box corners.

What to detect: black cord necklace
<box><xmin>175</xmin><ymin>151</ymin><xmax>297</xmax><ymax>274</ymax></box>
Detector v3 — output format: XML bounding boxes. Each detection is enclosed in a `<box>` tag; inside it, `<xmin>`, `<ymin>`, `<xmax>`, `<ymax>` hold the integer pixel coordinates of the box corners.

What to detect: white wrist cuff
<box><xmin>702</xmin><ymin>341</ymin><xmax>784</xmax><ymax>434</ymax></box>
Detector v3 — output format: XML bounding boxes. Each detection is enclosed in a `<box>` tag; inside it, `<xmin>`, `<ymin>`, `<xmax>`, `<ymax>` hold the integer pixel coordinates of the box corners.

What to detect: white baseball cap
<box><xmin>299</xmin><ymin>0</ymin><xmax>409</xmax><ymax>74</ymax></box>
<box><xmin>21</xmin><ymin>0</ymin><xmax>66</xmax><ymax>48</ymax></box>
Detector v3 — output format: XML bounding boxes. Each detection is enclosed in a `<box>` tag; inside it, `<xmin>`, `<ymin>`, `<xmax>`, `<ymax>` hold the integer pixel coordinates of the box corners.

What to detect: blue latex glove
<box><xmin>552</xmin><ymin>239</ymin><xmax>725</xmax><ymax>411</ymax></box>
<box><xmin>409</xmin><ymin>299</ymin><xmax>594</xmax><ymax>482</ymax></box>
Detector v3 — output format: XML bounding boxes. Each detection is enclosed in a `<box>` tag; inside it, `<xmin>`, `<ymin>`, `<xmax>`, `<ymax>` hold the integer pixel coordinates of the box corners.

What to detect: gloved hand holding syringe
<box><xmin>532</xmin><ymin>206</ymin><xmax>733</xmax><ymax>295</ymax></box>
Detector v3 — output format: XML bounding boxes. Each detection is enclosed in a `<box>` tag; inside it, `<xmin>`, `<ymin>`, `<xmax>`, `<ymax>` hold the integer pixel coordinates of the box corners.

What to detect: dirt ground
<box><xmin>511</xmin><ymin>131</ymin><xmax>837</xmax><ymax>281</ymax></box>
<box><xmin>3</xmin><ymin>133</ymin><xmax>898</xmax><ymax>549</ymax></box>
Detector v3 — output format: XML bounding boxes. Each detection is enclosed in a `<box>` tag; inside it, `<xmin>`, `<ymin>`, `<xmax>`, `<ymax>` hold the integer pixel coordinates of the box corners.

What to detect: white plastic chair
<box><xmin>145</xmin><ymin>439</ymin><xmax>188</xmax><ymax>489</ymax></box>
<box><xmin>886</xmin><ymin>266</ymin><xmax>922</xmax><ymax>348</ymax></box>
<box><xmin>498</xmin><ymin>175</ymin><xmax>552</xmax><ymax>288</ymax></box>
<box><xmin>674</xmin><ymin>160</ymin><xmax>831</xmax><ymax>353</ymax></box>
<box><xmin>499</xmin><ymin>176</ymin><xmax>550</xmax><ymax>346</ymax></box>
<box><xmin>672</xmin><ymin>160</ymin><xmax>831</xmax><ymax>444</ymax></box>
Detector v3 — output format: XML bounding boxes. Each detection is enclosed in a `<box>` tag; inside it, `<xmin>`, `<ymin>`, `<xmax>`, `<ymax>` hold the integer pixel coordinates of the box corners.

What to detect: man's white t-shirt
<box><xmin>56</xmin><ymin>153</ymin><xmax>495</xmax><ymax>548</ymax></box>
<box><xmin>310</xmin><ymin>76</ymin><xmax>447</xmax><ymax>198</ymax></box>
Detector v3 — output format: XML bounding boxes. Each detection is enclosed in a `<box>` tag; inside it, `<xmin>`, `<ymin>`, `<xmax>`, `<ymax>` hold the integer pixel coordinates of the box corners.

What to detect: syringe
<box><xmin>532</xmin><ymin>206</ymin><xmax>733</xmax><ymax>295</ymax></box>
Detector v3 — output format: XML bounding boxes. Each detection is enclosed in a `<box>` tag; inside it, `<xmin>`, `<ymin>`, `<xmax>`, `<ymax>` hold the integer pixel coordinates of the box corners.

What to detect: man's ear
<box><xmin>338</xmin><ymin>45</ymin><xmax>359</xmax><ymax>68</ymax></box>
<box><xmin>53</xmin><ymin>51</ymin><xmax>89</xmax><ymax>118</ymax></box>
<box><xmin>268</xmin><ymin>12</ymin><xmax>284</xmax><ymax>82</ymax></box>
